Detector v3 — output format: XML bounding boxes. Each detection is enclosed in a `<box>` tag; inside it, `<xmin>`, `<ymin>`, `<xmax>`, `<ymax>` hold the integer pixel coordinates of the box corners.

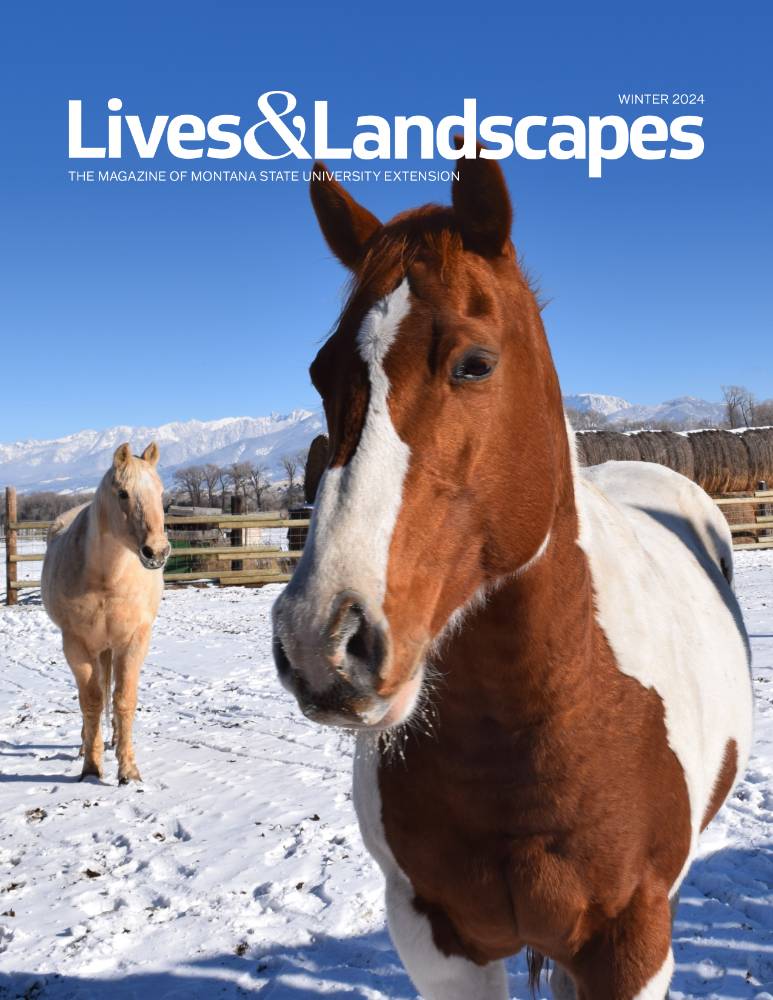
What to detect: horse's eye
<box><xmin>118</xmin><ymin>489</ymin><xmax>129</xmax><ymax>500</ymax></box>
<box><xmin>451</xmin><ymin>350</ymin><xmax>498</xmax><ymax>384</ymax></box>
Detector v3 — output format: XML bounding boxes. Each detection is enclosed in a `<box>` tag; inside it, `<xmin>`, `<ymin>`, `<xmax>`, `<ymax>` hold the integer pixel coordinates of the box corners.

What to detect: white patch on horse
<box><xmin>273</xmin><ymin>281</ymin><xmax>412</xmax><ymax>693</ymax></box>
<box><xmin>632</xmin><ymin>951</ymin><xmax>674</xmax><ymax>999</ymax></box>
<box><xmin>569</xmin><ymin>436</ymin><xmax>753</xmax><ymax>895</ymax></box>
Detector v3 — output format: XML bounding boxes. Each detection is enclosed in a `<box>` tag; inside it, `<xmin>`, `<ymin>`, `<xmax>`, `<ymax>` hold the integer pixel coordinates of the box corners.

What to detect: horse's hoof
<box><xmin>118</xmin><ymin>770</ymin><xmax>142</xmax><ymax>785</ymax></box>
<box><xmin>79</xmin><ymin>765</ymin><xmax>103</xmax><ymax>781</ymax></box>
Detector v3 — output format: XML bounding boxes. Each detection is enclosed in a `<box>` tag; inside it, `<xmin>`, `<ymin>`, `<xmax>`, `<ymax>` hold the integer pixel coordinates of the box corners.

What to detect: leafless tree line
<box><xmin>171</xmin><ymin>451</ymin><xmax>309</xmax><ymax>511</ymax></box>
<box><xmin>721</xmin><ymin>385</ymin><xmax>773</xmax><ymax>429</ymax></box>
<box><xmin>565</xmin><ymin>386</ymin><xmax>773</xmax><ymax>434</ymax></box>
<box><xmin>2</xmin><ymin>491</ymin><xmax>96</xmax><ymax>528</ymax></box>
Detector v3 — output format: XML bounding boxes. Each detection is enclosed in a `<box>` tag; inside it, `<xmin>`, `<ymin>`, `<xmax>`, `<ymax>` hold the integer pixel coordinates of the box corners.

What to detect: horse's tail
<box><xmin>99</xmin><ymin>650</ymin><xmax>113</xmax><ymax>743</ymax></box>
<box><xmin>527</xmin><ymin>947</ymin><xmax>548</xmax><ymax>997</ymax></box>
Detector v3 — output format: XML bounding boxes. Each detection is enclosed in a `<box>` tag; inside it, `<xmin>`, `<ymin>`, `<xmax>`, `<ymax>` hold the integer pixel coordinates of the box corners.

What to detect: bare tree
<box><xmin>752</xmin><ymin>399</ymin><xmax>773</xmax><ymax>426</ymax></box>
<box><xmin>215</xmin><ymin>466</ymin><xmax>231</xmax><ymax>509</ymax></box>
<box><xmin>173</xmin><ymin>465</ymin><xmax>206</xmax><ymax>506</ymax></box>
<box><xmin>16</xmin><ymin>491</ymin><xmax>95</xmax><ymax>523</ymax></box>
<box><xmin>281</xmin><ymin>454</ymin><xmax>302</xmax><ymax>507</ymax></box>
<box><xmin>228</xmin><ymin>461</ymin><xmax>252</xmax><ymax>499</ymax></box>
<box><xmin>722</xmin><ymin>385</ymin><xmax>756</xmax><ymax>428</ymax></box>
<box><xmin>566</xmin><ymin>408</ymin><xmax>607</xmax><ymax>431</ymax></box>
<box><xmin>247</xmin><ymin>463</ymin><xmax>271</xmax><ymax>511</ymax></box>
<box><xmin>613</xmin><ymin>418</ymin><xmax>690</xmax><ymax>432</ymax></box>
<box><xmin>202</xmin><ymin>464</ymin><xmax>221</xmax><ymax>508</ymax></box>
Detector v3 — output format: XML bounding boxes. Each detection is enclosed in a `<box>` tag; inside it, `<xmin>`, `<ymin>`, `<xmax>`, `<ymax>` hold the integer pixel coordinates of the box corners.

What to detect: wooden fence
<box><xmin>4</xmin><ymin>485</ymin><xmax>773</xmax><ymax>606</ymax></box>
<box><xmin>712</xmin><ymin>488</ymin><xmax>773</xmax><ymax>550</ymax></box>
<box><xmin>3</xmin><ymin>486</ymin><xmax>309</xmax><ymax>606</ymax></box>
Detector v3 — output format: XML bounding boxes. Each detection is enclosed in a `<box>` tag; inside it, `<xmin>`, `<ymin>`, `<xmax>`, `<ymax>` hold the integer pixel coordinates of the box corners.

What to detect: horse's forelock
<box><xmin>107</xmin><ymin>455</ymin><xmax>161</xmax><ymax>496</ymax></box>
<box><xmin>337</xmin><ymin>206</ymin><xmax>463</xmax><ymax>321</ymax></box>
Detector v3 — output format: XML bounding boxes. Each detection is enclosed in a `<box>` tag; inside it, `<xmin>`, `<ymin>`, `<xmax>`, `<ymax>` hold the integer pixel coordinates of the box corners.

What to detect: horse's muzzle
<box><xmin>139</xmin><ymin>542</ymin><xmax>171</xmax><ymax>570</ymax></box>
<box><xmin>272</xmin><ymin>592</ymin><xmax>393</xmax><ymax>728</ymax></box>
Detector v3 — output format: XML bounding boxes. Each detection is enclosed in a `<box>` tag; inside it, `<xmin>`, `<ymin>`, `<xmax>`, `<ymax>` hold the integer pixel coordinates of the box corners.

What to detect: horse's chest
<box><xmin>374</xmin><ymin>715</ymin><xmax>690</xmax><ymax>964</ymax></box>
<box><xmin>376</xmin><ymin>755</ymin><xmax>536</xmax><ymax>960</ymax></box>
<box><xmin>62</xmin><ymin>586</ymin><xmax>158</xmax><ymax>649</ymax></box>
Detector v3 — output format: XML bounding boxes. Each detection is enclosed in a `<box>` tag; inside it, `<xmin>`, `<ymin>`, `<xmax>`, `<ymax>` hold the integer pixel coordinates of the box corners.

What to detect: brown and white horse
<box><xmin>42</xmin><ymin>443</ymin><xmax>169</xmax><ymax>784</ymax></box>
<box><xmin>272</xmin><ymin>156</ymin><xmax>754</xmax><ymax>999</ymax></box>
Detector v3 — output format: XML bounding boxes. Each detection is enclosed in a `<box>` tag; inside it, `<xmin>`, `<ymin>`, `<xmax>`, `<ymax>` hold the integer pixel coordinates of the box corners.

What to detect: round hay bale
<box><xmin>573</xmin><ymin>432</ymin><xmax>589</xmax><ymax>467</ymax></box>
<box><xmin>576</xmin><ymin>431</ymin><xmax>641</xmax><ymax>466</ymax></box>
<box><xmin>689</xmin><ymin>430</ymin><xmax>750</xmax><ymax>493</ymax></box>
<box><xmin>304</xmin><ymin>434</ymin><xmax>329</xmax><ymax>504</ymax></box>
<box><xmin>633</xmin><ymin>431</ymin><xmax>694</xmax><ymax>480</ymax></box>
<box><xmin>740</xmin><ymin>427</ymin><xmax>773</xmax><ymax>490</ymax></box>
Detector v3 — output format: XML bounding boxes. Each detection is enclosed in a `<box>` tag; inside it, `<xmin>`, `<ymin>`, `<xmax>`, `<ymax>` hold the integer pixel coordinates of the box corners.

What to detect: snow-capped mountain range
<box><xmin>0</xmin><ymin>394</ymin><xmax>726</xmax><ymax>493</ymax></box>
<box><xmin>0</xmin><ymin>410</ymin><xmax>325</xmax><ymax>493</ymax></box>
<box><xmin>563</xmin><ymin>393</ymin><xmax>726</xmax><ymax>427</ymax></box>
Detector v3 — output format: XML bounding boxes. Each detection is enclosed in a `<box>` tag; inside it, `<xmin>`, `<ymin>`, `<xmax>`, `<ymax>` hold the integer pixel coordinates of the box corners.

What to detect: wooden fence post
<box><xmin>5</xmin><ymin>486</ymin><xmax>17</xmax><ymax>606</ymax></box>
<box><xmin>230</xmin><ymin>494</ymin><xmax>244</xmax><ymax>571</ymax></box>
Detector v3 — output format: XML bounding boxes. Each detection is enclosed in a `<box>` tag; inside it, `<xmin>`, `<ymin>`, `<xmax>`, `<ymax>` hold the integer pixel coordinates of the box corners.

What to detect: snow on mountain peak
<box><xmin>0</xmin><ymin>411</ymin><xmax>323</xmax><ymax>492</ymax></box>
<box><xmin>0</xmin><ymin>395</ymin><xmax>727</xmax><ymax>494</ymax></box>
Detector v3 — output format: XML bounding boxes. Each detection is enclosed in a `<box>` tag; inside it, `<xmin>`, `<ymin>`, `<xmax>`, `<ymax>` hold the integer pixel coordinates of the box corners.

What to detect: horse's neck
<box><xmin>83</xmin><ymin>491</ymin><xmax>135</xmax><ymax>580</ymax></box>
<box><xmin>439</xmin><ymin>479</ymin><xmax>598</xmax><ymax>728</ymax></box>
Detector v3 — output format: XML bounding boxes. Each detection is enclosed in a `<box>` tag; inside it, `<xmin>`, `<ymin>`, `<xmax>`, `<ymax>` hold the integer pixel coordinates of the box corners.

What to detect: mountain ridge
<box><xmin>1</xmin><ymin>396</ymin><xmax>726</xmax><ymax>493</ymax></box>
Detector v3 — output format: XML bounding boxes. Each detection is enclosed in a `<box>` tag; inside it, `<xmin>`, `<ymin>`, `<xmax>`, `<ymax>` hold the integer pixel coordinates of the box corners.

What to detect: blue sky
<box><xmin>1</xmin><ymin>6</ymin><xmax>770</xmax><ymax>441</ymax></box>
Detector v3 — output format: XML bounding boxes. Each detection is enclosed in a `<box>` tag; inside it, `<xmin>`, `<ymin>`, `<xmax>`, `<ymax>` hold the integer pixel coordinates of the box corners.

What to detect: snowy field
<box><xmin>0</xmin><ymin>553</ymin><xmax>772</xmax><ymax>999</ymax></box>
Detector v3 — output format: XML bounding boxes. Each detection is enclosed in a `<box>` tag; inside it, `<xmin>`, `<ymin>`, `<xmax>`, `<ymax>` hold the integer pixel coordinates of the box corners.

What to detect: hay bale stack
<box><xmin>689</xmin><ymin>430</ymin><xmax>751</xmax><ymax>493</ymax></box>
<box><xmin>633</xmin><ymin>431</ymin><xmax>695</xmax><ymax>480</ymax></box>
<box><xmin>740</xmin><ymin>428</ymin><xmax>773</xmax><ymax>489</ymax></box>
<box><xmin>576</xmin><ymin>431</ymin><xmax>641</xmax><ymax>466</ymax></box>
<box><xmin>573</xmin><ymin>433</ymin><xmax>589</xmax><ymax>467</ymax></box>
<box><xmin>304</xmin><ymin>434</ymin><xmax>330</xmax><ymax>504</ymax></box>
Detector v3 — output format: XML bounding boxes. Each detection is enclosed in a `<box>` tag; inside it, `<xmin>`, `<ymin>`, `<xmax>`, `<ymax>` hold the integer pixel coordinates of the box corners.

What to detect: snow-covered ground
<box><xmin>0</xmin><ymin>553</ymin><xmax>772</xmax><ymax>999</ymax></box>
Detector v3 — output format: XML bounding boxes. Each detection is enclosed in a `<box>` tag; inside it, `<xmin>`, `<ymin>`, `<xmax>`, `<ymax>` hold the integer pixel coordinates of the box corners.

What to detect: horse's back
<box><xmin>48</xmin><ymin>502</ymin><xmax>90</xmax><ymax>541</ymax></box>
<box><xmin>42</xmin><ymin>503</ymin><xmax>91</xmax><ymax>616</ymax></box>
<box><xmin>581</xmin><ymin>459</ymin><xmax>735</xmax><ymax>583</ymax></box>
<box><xmin>576</xmin><ymin>459</ymin><xmax>753</xmax><ymax>867</ymax></box>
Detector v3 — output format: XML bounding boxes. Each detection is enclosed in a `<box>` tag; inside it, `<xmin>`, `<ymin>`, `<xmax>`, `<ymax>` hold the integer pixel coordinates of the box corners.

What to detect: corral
<box><xmin>3</xmin><ymin>489</ymin><xmax>309</xmax><ymax>606</ymax></box>
<box><xmin>5</xmin><ymin>449</ymin><xmax>773</xmax><ymax>606</ymax></box>
<box><xmin>1</xmin><ymin>551</ymin><xmax>772</xmax><ymax>997</ymax></box>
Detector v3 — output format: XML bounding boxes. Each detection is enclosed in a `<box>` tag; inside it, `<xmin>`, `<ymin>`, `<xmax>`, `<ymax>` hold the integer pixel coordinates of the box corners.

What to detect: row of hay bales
<box><xmin>575</xmin><ymin>427</ymin><xmax>773</xmax><ymax>494</ymax></box>
<box><xmin>305</xmin><ymin>429</ymin><xmax>772</xmax><ymax>497</ymax></box>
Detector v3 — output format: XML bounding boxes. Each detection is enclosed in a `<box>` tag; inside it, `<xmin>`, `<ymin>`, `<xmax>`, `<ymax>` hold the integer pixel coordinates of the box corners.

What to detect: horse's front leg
<box><xmin>99</xmin><ymin>650</ymin><xmax>115</xmax><ymax>749</ymax></box>
<box><xmin>384</xmin><ymin>875</ymin><xmax>508</xmax><ymax>1000</ymax></box>
<box><xmin>571</xmin><ymin>875</ymin><xmax>673</xmax><ymax>1000</ymax></box>
<box><xmin>63</xmin><ymin>634</ymin><xmax>103</xmax><ymax>779</ymax></box>
<box><xmin>112</xmin><ymin>624</ymin><xmax>151</xmax><ymax>784</ymax></box>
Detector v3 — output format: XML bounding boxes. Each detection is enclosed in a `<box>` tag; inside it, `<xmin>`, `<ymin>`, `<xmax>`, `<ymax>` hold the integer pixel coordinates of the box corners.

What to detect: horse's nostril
<box><xmin>345</xmin><ymin>607</ymin><xmax>370</xmax><ymax>663</ymax></box>
<box><xmin>141</xmin><ymin>545</ymin><xmax>154</xmax><ymax>561</ymax></box>
<box><xmin>330</xmin><ymin>597</ymin><xmax>386</xmax><ymax>682</ymax></box>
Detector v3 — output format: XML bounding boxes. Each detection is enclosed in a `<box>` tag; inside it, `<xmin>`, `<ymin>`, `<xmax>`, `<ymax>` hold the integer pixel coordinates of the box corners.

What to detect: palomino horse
<box><xmin>42</xmin><ymin>443</ymin><xmax>169</xmax><ymax>784</ymax></box>
<box><xmin>273</xmin><ymin>155</ymin><xmax>754</xmax><ymax>999</ymax></box>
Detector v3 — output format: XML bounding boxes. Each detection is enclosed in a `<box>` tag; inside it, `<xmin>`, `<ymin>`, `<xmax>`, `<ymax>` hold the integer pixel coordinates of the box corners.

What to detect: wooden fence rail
<box><xmin>713</xmin><ymin>487</ymin><xmax>773</xmax><ymax>550</ymax></box>
<box><xmin>3</xmin><ymin>485</ymin><xmax>310</xmax><ymax>605</ymax></box>
<box><xmin>4</xmin><ymin>485</ymin><xmax>773</xmax><ymax>606</ymax></box>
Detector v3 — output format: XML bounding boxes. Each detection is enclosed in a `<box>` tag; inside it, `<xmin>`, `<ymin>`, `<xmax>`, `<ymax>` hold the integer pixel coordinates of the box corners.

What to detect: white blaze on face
<box><xmin>275</xmin><ymin>280</ymin><xmax>412</xmax><ymax>691</ymax></box>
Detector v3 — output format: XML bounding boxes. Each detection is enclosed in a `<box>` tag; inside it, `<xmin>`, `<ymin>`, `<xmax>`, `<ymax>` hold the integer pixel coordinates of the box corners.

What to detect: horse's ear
<box><xmin>310</xmin><ymin>162</ymin><xmax>381</xmax><ymax>270</ymax></box>
<box><xmin>141</xmin><ymin>442</ymin><xmax>160</xmax><ymax>466</ymax></box>
<box><xmin>451</xmin><ymin>137</ymin><xmax>512</xmax><ymax>257</ymax></box>
<box><xmin>113</xmin><ymin>443</ymin><xmax>132</xmax><ymax>468</ymax></box>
